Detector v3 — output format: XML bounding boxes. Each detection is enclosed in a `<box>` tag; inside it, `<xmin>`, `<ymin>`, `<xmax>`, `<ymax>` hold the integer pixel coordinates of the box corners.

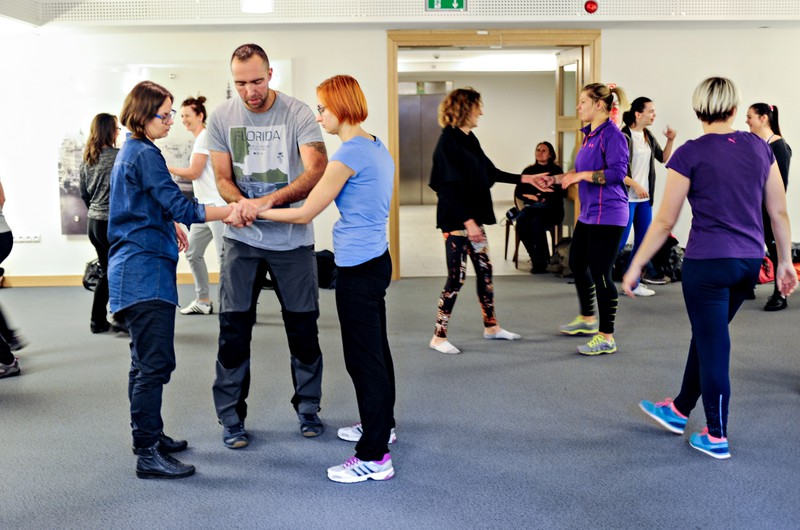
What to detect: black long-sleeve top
<box><xmin>515</xmin><ymin>161</ymin><xmax>564</xmax><ymax>207</ymax></box>
<box><xmin>429</xmin><ymin>126</ymin><xmax>520</xmax><ymax>232</ymax></box>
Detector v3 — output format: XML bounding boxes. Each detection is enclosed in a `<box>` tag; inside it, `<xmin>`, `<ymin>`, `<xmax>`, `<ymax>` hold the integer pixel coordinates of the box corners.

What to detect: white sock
<box><xmin>429</xmin><ymin>340</ymin><xmax>461</xmax><ymax>354</ymax></box>
<box><xmin>484</xmin><ymin>328</ymin><xmax>521</xmax><ymax>340</ymax></box>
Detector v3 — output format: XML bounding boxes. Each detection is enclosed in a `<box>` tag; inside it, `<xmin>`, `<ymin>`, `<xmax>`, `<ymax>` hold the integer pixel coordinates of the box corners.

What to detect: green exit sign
<box><xmin>426</xmin><ymin>0</ymin><xmax>467</xmax><ymax>11</ymax></box>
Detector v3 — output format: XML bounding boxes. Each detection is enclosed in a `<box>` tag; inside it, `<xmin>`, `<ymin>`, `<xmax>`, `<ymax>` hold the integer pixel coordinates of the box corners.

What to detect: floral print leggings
<box><xmin>433</xmin><ymin>227</ymin><xmax>497</xmax><ymax>338</ymax></box>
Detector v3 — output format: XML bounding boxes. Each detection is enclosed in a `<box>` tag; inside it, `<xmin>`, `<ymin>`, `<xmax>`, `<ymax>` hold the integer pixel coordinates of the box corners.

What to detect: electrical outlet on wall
<box><xmin>12</xmin><ymin>234</ymin><xmax>41</xmax><ymax>243</ymax></box>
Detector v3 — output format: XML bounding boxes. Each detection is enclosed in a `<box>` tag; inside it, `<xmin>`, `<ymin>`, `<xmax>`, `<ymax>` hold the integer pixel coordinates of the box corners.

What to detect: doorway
<box><xmin>387</xmin><ymin>29</ymin><xmax>601</xmax><ymax>279</ymax></box>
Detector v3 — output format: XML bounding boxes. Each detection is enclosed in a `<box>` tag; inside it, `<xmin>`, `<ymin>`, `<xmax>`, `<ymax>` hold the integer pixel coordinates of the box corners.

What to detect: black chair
<box><xmin>504</xmin><ymin>195</ymin><xmax>561</xmax><ymax>269</ymax></box>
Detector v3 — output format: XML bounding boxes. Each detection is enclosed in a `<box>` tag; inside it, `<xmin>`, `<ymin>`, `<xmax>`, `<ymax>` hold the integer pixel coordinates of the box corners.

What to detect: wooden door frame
<box><xmin>386</xmin><ymin>29</ymin><xmax>601</xmax><ymax>279</ymax></box>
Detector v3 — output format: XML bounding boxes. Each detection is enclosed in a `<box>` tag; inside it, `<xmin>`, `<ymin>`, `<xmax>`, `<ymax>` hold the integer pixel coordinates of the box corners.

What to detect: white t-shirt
<box><xmin>628</xmin><ymin>129</ymin><xmax>650</xmax><ymax>203</ymax></box>
<box><xmin>191</xmin><ymin>129</ymin><xmax>226</xmax><ymax>207</ymax></box>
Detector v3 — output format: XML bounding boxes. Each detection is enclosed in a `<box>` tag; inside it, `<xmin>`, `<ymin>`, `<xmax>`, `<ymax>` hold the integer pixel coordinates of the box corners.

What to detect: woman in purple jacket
<box><xmin>535</xmin><ymin>83</ymin><xmax>629</xmax><ymax>355</ymax></box>
<box><xmin>625</xmin><ymin>77</ymin><xmax>796</xmax><ymax>459</ymax></box>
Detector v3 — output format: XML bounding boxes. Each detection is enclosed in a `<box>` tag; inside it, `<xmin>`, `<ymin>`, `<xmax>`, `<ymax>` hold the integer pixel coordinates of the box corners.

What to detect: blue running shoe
<box><xmin>689</xmin><ymin>428</ymin><xmax>730</xmax><ymax>459</ymax></box>
<box><xmin>639</xmin><ymin>398</ymin><xmax>687</xmax><ymax>434</ymax></box>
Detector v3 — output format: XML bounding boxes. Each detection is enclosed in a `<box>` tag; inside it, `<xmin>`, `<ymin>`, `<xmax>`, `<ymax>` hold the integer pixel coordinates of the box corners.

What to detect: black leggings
<box><xmin>87</xmin><ymin>219</ymin><xmax>110</xmax><ymax>327</ymax></box>
<box><xmin>569</xmin><ymin>222</ymin><xmax>625</xmax><ymax>335</ymax></box>
<box><xmin>0</xmin><ymin>232</ymin><xmax>14</xmax><ymax>365</ymax></box>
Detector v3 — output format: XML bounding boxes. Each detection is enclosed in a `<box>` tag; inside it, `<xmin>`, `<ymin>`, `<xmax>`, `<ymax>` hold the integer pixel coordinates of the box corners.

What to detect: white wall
<box><xmin>400</xmin><ymin>72</ymin><xmax>557</xmax><ymax>173</ymax></box>
<box><xmin>0</xmin><ymin>28</ymin><xmax>388</xmax><ymax>276</ymax></box>
<box><xmin>603</xmin><ymin>27</ymin><xmax>800</xmax><ymax>246</ymax></box>
<box><xmin>1</xmin><ymin>25</ymin><xmax>798</xmax><ymax>278</ymax></box>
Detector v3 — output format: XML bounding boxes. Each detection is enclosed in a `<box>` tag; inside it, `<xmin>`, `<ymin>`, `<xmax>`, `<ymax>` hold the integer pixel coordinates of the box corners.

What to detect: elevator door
<box><xmin>398</xmin><ymin>94</ymin><xmax>441</xmax><ymax>205</ymax></box>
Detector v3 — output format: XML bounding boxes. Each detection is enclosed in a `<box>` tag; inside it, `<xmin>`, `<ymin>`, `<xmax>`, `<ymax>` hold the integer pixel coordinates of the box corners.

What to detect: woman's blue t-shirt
<box><xmin>330</xmin><ymin>135</ymin><xmax>395</xmax><ymax>267</ymax></box>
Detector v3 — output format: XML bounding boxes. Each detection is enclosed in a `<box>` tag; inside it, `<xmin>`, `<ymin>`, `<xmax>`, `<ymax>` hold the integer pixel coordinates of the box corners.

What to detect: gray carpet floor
<box><xmin>1</xmin><ymin>275</ymin><xmax>798</xmax><ymax>529</ymax></box>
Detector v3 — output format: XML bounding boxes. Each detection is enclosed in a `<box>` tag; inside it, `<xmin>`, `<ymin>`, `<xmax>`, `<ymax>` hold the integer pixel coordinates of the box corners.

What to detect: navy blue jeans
<box><xmin>674</xmin><ymin>258</ymin><xmax>760</xmax><ymax>438</ymax></box>
<box><xmin>119</xmin><ymin>300</ymin><xmax>177</xmax><ymax>449</ymax></box>
<box><xmin>336</xmin><ymin>251</ymin><xmax>395</xmax><ymax>462</ymax></box>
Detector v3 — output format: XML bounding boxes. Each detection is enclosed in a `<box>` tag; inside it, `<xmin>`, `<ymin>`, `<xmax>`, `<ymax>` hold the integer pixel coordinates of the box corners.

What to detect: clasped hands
<box><xmin>222</xmin><ymin>198</ymin><xmax>270</xmax><ymax>228</ymax></box>
<box><xmin>521</xmin><ymin>171</ymin><xmax>575</xmax><ymax>193</ymax></box>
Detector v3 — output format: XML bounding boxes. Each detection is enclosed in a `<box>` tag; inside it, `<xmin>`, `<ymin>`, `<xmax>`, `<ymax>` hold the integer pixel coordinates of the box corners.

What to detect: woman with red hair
<box><xmin>258</xmin><ymin>75</ymin><xmax>397</xmax><ymax>484</ymax></box>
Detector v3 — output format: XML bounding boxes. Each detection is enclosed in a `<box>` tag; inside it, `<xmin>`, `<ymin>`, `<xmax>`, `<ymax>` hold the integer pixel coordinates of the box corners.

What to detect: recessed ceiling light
<box><xmin>241</xmin><ymin>0</ymin><xmax>275</xmax><ymax>14</ymax></box>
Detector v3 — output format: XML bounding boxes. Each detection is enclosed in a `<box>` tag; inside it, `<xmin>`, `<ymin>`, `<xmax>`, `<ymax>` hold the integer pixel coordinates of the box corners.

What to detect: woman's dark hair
<box><xmin>750</xmin><ymin>102</ymin><xmax>782</xmax><ymax>137</ymax></box>
<box><xmin>83</xmin><ymin>113</ymin><xmax>117</xmax><ymax>165</ymax></box>
<box><xmin>120</xmin><ymin>81</ymin><xmax>174</xmax><ymax>139</ymax></box>
<box><xmin>537</xmin><ymin>141</ymin><xmax>556</xmax><ymax>164</ymax></box>
<box><xmin>438</xmin><ymin>87</ymin><xmax>481</xmax><ymax>128</ymax></box>
<box><xmin>622</xmin><ymin>97</ymin><xmax>652</xmax><ymax>127</ymax></box>
<box><xmin>181</xmin><ymin>95</ymin><xmax>208</xmax><ymax>125</ymax></box>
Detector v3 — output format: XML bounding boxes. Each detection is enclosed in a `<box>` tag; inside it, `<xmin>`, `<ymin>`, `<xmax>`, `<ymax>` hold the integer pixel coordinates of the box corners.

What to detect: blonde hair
<box><xmin>692</xmin><ymin>77</ymin><xmax>739</xmax><ymax>124</ymax></box>
<box><xmin>582</xmin><ymin>82</ymin><xmax>629</xmax><ymax>115</ymax></box>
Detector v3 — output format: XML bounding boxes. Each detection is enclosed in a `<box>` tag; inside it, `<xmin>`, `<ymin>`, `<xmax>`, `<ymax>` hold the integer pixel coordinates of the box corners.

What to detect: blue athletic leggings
<box><xmin>673</xmin><ymin>258</ymin><xmax>760</xmax><ymax>438</ymax></box>
<box><xmin>619</xmin><ymin>201</ymin><xmax>658</xmax><ymax>281</ymax></box>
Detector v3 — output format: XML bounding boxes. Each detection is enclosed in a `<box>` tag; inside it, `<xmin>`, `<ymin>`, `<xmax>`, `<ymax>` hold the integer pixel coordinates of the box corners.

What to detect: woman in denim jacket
<box><xmin>109</xmin><ymin>81</ymin><xmax>235</xmax><ymax>480</ymax></box>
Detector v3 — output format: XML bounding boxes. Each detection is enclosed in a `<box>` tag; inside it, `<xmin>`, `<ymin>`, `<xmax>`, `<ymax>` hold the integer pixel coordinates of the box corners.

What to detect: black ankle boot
<box><xmin>135</xmin><ymin>442</ymin><xmax>195</xmax><ymax>479</ymax></box>
<box><xmin>131</xmin><ymin>432</ymin><xmax>188</xmax><ymax>454</ymax></box>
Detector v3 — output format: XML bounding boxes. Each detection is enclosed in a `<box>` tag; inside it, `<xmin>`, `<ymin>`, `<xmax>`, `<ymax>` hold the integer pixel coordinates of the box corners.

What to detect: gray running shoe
<box><xmin>558</xmin><ymin>317</ymin><xmax>599</xmax><ymax>336</ymax></box>
<box><xmin>577</xmin><ymin>334</ymin><xmax>617</xmax><ymax>355</ymax></box>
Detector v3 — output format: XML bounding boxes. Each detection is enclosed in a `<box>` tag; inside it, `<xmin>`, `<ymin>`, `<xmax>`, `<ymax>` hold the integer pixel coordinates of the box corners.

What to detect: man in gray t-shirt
<box><xmin>207</xmin><ymin>43</ymin><xmax>328</xmax><ymax>447</ymax></box>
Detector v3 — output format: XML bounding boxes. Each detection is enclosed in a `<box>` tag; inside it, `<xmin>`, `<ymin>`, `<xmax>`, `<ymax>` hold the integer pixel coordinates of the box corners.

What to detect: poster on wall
<box><xmin>56</xmin><ymin>59</ymin><xmax>292</xmax><ymax>235</ymax></box>
<box><xmin>57</xmin><ymin>134</ymin><xmax>194</xmax><ymax>235</ymax></box>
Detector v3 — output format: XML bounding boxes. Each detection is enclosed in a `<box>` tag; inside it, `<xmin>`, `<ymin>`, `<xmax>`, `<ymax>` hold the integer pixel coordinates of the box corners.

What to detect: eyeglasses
<box><xmin>154</xmin><ymin>109</ymin><xmax>177</xmax><ymax>123</ymax></box>
<box><xmin>316</xmin><ymin>105</ymin><xmax>326</xmax><ymax>116</ymax></box>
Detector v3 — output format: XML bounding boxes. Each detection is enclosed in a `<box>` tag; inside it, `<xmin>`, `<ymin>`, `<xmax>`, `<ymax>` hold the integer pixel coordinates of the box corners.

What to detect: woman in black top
<box><xmin>79</xmin><ymin>113</ymin><xmax>123</xmax><ymax>334</ymax></box>
<box><xmin>428</xmin><ymin>87</ymin><xmax>533</xmax><ymax>355</ymax></box>
<box><xmin>515</xmin><ymin>141</ymin><xmax>564</xmax><ymax>273</ymax></box>
<box><xmin>746</xmin><ymin>103</ymin><xmax>793</xmax><ymax>311</ymax></box>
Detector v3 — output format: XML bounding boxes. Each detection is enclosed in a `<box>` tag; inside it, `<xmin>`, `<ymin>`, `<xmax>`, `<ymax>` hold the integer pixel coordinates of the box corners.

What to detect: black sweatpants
<box><xmin>336</xmin><ymin>251</ymin><xmax>395</xmax><ymax>462</ymax></box>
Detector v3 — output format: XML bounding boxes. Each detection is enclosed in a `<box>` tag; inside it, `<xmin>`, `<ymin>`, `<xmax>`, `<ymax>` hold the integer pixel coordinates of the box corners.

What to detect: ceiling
<box><xmin>3</xmin><ymin>0</ymin><xmax>800</xmax><ymax>29</ymax></box>
<box><xmin>5</xmin><ymin>1</ymin><xmax>799</xmax><ymax>74</ymax></box>
<box><xmin>398</xmin><ymin>48</ymin><xmax>563</xmax><ymax>73</ymax></box>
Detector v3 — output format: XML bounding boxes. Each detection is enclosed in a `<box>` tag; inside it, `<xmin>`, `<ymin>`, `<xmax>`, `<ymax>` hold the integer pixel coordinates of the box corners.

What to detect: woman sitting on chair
<box><xmin>514</xmin><ymin>141</ymin><xmax>564</xmax><ymax>273</ymax></box>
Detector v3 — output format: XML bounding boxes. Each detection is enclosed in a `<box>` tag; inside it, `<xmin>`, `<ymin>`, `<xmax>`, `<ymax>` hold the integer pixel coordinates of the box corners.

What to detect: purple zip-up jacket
<box><xmin>575</xmin><ymin>120</ymin><xmax>629</xmax><ymax>226</ymax></box>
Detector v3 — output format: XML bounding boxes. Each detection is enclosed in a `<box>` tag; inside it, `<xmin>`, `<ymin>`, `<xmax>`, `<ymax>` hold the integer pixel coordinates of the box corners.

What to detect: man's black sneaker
<box><xmin>298</xmin><ymin>412</ymin><xmax>324</xmax><ymax>437</ymax></box>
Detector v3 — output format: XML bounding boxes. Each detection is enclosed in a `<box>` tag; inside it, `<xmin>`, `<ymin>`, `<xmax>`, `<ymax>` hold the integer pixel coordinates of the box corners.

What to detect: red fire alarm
<box><xmin>584</xmin><ymin>0</ymin><xmax>598</xmax><ymax>13</ymax></box>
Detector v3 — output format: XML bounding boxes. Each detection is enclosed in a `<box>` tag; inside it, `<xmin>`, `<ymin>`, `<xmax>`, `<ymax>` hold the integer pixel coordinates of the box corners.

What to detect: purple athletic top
<box><xmin>667</xmin><ymin>131</ymin><xmax>775</xmax><ymax>260</ymax></box>
<box><xmin>574</xmin><ymin>120</ymin><xmax>630</xmax><ymax>226</ymax></box>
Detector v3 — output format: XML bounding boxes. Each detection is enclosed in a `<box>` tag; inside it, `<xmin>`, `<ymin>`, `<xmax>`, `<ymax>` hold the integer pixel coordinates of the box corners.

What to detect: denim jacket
<box><xmin>107</xmin><ymin>137</ymin><xmax>206</xmax><ymax>312</ymax></box>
